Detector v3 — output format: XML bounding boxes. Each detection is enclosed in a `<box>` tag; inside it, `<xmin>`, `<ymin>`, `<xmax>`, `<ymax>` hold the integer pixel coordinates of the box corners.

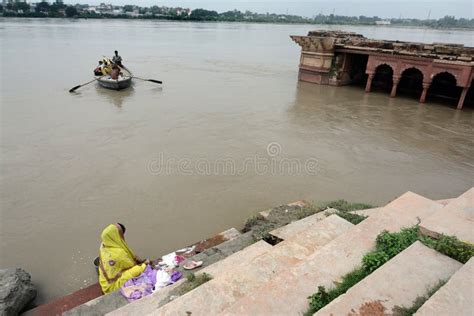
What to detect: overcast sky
<box><xmin>62</xmin><ymin>0</ymin><xmax>473</xmax><ymax>19</ymax></box>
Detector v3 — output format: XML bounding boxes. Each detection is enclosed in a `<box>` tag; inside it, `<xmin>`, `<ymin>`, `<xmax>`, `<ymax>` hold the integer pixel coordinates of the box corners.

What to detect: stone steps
<box><xmin>349</xmin><ymin>198</ymin><xmax>455</xmax><ymax>218</ymax></box>
<box><xmin>269</xmin><ymin>211</ymin><xmax>328</xmax><ymax>240</ymax></box>
<box><xmin>350</xmin><ymin>207</ymin><xmax>383</xmax><ymax>217</ymax></box>
<box><xmin>415</xmin><ymin>257</ymin><xmax>474</xmax><ymax>316</ymax></box>
<box><xmin>220</xmin><ymin>191</ymin><xmax>442</xmax><ymax>315</ymax></box>
<box><xmin>421</xmin><ymin>187</ymin><xmax>473</xmax><ymax>243</ymax></box>
<box><xmin>436</xmin><ymin>198</ymin><xmax>455</xmax><ymax>206</ymax></box>
<box><xmin>108</xmin><ymin>241</ymin><xmax>272</xmax><ymax>315</ymax></box>
<box><xmin>316</xmin><ymin>241</ymin><xmax>462</xmax><ymax>315</ymax></box>
<box><xmin>149</xmin><ymin>215</ymin><xmax>353</xmax><ymax>315</ymax></box>
<box><xmin>70</xmin><ymin>189</ymin><xmax>472</xmax><ymax>315</ymax></box>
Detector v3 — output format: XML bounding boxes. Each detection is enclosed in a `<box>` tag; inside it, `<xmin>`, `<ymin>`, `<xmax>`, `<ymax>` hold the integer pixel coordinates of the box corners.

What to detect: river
<box><xmin>0</xmin><ymin>18</ymin><xmax>473</xmax><ymax>303</ymax></box>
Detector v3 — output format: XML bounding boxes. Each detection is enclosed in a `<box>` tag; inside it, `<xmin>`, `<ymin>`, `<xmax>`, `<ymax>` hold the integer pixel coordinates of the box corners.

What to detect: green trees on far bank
<box><xmin>65</xmin><ymin>6</ymin><xmax>78</xmax><ymax>18</ymax></box>
<box><xmin>2</xmin><ymin>4</ymin><xmax>473</xmax><ymax>29</ymax></box>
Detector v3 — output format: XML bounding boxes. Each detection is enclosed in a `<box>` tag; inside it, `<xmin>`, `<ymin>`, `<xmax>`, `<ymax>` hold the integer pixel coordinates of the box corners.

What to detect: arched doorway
<box><xmin>427</xmin><ymin>72</ymin><xmax>463</xmax><ymax>107</ymax></box>
<box><xmin>398</xmin><ymin>67</ymin><xmax>424</xmax><ymax>98</ymax></box>
<box><xmin>372</xmin><ymin>64</ymin><xmax>393</xmax><ymax>93</ymax></box>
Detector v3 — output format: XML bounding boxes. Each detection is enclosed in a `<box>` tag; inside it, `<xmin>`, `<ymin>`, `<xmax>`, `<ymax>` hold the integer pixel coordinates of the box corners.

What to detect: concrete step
<box><xmin>436</xmin><ymin>198</ymin><xmax>455</xmax><ymax>206</ymax></box>
<box><xmin>149</xmin><ymin>215</ymin><xmax>353</xmax><ymax>315</ymax></box>
<box><xmin>415</xmin><ymin>257</ymin><xmax>474</xmax><ymax>316</ymax></box>
<box><xmin>350</xmin><ymin>207</ymin><xmax>383</xmax><ymax>217</ymax></box>
<box><xmin>349</xmin><ymin>197</ymin><xmax>453</xmax><ymax>218</ymax></box>
<box><xmin>269</xmin><ymin>211</ymin><xmax>328</xmax><ymax>240</ymax></box>
<box><xmin>221</xmin><ymin>191</ymin><xmax>442</xmax><ymax>315</ymax></box>
<box><xmin>316</xmin><ymin>241</ymin><xmax>462</xmax><ymax>315</ymax></box>
<box><xmin>421</xmin><ymin>187</ymin><xmax>473</xmax><ymax>243</ymax></box>
<box><xmin>108</xmin><ymin>241</ymin><xmax>272</xmax><ymax>315</ymax></box>
<box><xmin>274</xmin><ymin>214</ymin><xmax>354</xmax><ymax>257</ymax></box>
<box><xmin>349</xmin><ymin>199</ymin><xmax>453</xmax><ymax>218</ymax></box>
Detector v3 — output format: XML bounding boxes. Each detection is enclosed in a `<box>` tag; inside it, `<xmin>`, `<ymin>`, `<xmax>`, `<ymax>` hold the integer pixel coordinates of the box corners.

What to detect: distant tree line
<box><xmin>1</xmin><ymin>3</ymin><xmax>473</xmax><ymax>29</ymax></box>
<box><xmin>1</xmin><ymin>1</ymin><xmax>78</xmax><ymax>17</ymax></box>
<box><xmin>312</xmin><ymin>13</ymin><xmax>474</xmax><ymax>28</ymax></box>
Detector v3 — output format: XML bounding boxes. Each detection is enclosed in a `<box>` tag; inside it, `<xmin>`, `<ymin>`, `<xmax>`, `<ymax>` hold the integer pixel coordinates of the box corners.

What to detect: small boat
<box><xmin>96</xmin><ymin>66</ymin><xmax>132</xmax><ymax>90</ymax></box>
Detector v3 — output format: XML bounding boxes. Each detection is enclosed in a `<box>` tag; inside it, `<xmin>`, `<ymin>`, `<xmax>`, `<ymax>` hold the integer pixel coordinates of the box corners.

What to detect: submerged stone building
<box><xmin>291</xmin><ymin>31</ymin><xmax>474</xmax><ymax>109</ymax></box>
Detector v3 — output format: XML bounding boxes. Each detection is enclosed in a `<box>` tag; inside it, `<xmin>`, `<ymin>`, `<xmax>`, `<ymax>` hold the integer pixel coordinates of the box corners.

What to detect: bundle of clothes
<box><xmin>119</xmin><ymin>251</ymin><xmax>190</xmax><ymax>302</ymax></box>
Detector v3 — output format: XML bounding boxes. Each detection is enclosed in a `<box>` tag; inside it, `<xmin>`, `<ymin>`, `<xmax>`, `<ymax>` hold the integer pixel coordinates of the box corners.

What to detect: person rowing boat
<box><xmin>112</xmin><ymin>50</ymin><xmax>123</xmax><ymax>67</ymax></box>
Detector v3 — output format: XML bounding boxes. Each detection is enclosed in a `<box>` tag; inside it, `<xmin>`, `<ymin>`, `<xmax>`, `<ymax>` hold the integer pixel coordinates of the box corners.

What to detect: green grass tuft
<box><xmin>176</xmin><ymin>272</ymin><xmax>212</xmax><ymax>296</ymax></box>
<box><xmin>335</xmin><ymin>211</ymin><xmax>367</xmax><ymax>225</ymax></box>
<box><xmin>392</xmin><ymin>280</ymin><xmax>447</xmax><ymax>315</ymax></box>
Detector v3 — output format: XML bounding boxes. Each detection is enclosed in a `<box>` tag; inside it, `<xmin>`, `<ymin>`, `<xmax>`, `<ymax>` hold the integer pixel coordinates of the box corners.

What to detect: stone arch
<box><xmin>397</xmin><ymin>67</ymin><xmax>424</xmax><ymax>98</ymax></box>
<box><xmin>427</xmin><ymin>71</ymin><xmax>463</xmax><ymax>107</ymax></box>
<box><xmin>430</xmin><ymin>70</ymin><xmax>458</xmax><ymax>83</ymax></box>
<box><xmin>372</xmin><ymin>63</ymin><xmax>394</xmax><ymax>93</ymax></box>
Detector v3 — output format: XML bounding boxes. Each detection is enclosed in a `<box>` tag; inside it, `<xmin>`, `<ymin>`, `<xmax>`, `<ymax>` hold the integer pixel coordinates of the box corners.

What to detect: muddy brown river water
<box><xmin>1</xmin><ymin>18</ymin><xmax>473</xmax><ymax>303</ymax></box>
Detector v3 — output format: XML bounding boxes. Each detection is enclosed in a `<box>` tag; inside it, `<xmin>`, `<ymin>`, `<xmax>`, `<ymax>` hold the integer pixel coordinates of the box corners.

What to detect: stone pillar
<box><xmin>419</xmin><ymin>82</ymin><xmax>431</xmax><ymax>103</ymax></box>
<box><xmin>457</xmin><ymin>87</ymin><xmax>469</xmax><ymax>110</ymax></box>
<box><xmin>390</xmin><ymin>77</ymin><xmax>400</xmax><ymax>98</ymax></box>
<box><xmin>365</xmin><ymin>73</ymin><xmax>374</xmax><ymax>93</ymax></box>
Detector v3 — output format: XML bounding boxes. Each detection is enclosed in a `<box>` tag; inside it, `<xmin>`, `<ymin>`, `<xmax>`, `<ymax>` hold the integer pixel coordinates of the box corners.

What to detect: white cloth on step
<box><xmin>161</xmin><ymin>252</ymin><xmax>177</xmax><ymax>267</ymax></box>
<box><xmin>154</xmin><ymin>270</ymin><xmax>172</xmax><ymax>291</ymax></box>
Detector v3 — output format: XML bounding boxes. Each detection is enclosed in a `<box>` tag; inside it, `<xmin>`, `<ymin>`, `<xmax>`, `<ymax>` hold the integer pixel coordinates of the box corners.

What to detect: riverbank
<box><xmin>99</xmin><ymin>188</ymin><xmax>473</xmax><ymax>315</ymax></box>
<box><xmin>48</xmin><ymin>188</ymin><xmax>474</xmax><ymax>315</ymax></box>
<box><xmin>24</xmin><ymin>199</ymin><xmax>372</xmax><ymax>315</ymax></box>
<box><xmin>2</xmin><ymin>14</ymin><xmax>474</xmax><ymax>30</ymax></box>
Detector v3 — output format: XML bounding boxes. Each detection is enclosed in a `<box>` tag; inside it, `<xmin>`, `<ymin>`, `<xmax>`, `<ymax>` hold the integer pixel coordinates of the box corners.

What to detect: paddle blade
<box><xmin>69</xmin><ymin>85</ymin><xmax>81</xmax><ymax>93</ymax></box>
<box><xmin>148</xmin><ymin>79</ymin><xmax>162</xmax><ymax>84</ymax></box>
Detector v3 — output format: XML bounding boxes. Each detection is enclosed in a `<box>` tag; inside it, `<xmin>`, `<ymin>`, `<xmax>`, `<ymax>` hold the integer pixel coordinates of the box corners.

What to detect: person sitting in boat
<box><xmin>112</xmin><ymin>50</ymin><xmax>123</xmax><ymax>67</ymax></box>
<box><xmin>102</xmin><ymin>58</ymin><xmax>112</xmax><ymax>74</ymax></box>
<box><xmin>110</xmin><ymin>65</ymin><xmax>122</xmax><ymax>80</ymax></box>
<box><xmin>94</xmin><ymin>61</ymin><xmax>104</xmax><ymax>76</ymax></box>
<box><xmin>98</xmin><ymin>223</ymin><xmax>149</xmax><ymax>294</ymax></box>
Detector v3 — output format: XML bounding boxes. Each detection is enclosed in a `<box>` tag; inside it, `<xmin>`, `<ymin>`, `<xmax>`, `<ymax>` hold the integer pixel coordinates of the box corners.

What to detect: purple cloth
<box><xmin>171</xmin><ymin>271</ymin><xmax>183</xmax><ymax>283</ymax></box>
<box><xmin>120</xmin><ymin>265</ymin><xmax>157</xmax><ymax>302</ymax></box>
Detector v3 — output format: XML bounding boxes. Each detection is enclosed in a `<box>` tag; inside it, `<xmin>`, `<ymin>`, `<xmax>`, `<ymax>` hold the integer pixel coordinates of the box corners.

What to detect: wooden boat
<box><xmin>96</xmin><ymin>66</ymin><xmax>132</xmax><ymax>90</ymax></box>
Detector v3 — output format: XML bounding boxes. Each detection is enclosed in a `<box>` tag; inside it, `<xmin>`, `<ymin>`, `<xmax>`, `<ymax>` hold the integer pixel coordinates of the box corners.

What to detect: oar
<box><xmin>69</xmin><ymin>75</ymin><xmax>107</xmax><ymax>93</ymax></box>
<box><xmin>132</xmin><ymin>76</ymin><xmax>163</xmax><ymax>85</ymax></box>
<box><xmin>116</xmin><ymin>65</ymin><xmax>162</xmax><ymax>85</ymax></box>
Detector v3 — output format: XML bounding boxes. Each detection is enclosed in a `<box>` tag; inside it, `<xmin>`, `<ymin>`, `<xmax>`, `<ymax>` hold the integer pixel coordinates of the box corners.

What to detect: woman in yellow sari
<box><xmin>99</xmin><ymin>223</ymin><xmax>148</xmax><ymax>294</ymax></box>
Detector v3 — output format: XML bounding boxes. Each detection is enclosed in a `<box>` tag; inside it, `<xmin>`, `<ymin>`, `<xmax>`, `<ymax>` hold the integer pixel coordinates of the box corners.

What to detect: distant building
<box><xmin>375</xmin><ymin>20</ymin><xmax>391</xmax><ymax>25</ymax></box>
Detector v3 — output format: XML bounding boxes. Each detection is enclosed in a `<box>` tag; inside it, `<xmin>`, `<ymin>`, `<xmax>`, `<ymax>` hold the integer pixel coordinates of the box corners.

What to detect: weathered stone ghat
<box><xmin>291</xmin><ymin>30</ymin><xmax>474</xmax><ymax>109</ymax></box>
<box><xmin>21</xmin><ymin>191</ymin><xmax>474</xmax><ymax>315</ymax></box>
<box><xmin>101</xmin><ymin>188</ymin><xmax>472</xmax><ymax>315</ymax></box>
<box><xmin>55</xmin><ymin>200</ymin><xmax>370</xmax><ymax>315</ymax></box>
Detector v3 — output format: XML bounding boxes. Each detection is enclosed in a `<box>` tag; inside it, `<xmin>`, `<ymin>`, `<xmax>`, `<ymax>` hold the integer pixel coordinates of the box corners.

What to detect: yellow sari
<box><xmin>98</xmin><ymin>224</ymin><xmax>146</xmax><ymax>294</ymax></box>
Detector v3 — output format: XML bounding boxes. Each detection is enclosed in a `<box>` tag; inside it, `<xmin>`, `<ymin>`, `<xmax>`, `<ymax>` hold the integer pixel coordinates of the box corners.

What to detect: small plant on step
<box><xmin>362</xmin><ymin>251</ymin><xmax>390</xmax><ymax>272</ymax></box>
<box><xmin>375</xmin><ymin>227</ymin><xmax>419</xmax><ymax>257</ymax></box>
<box><xmin>305</xmin><ymin>286</ymin><xmax>332</xmax><ymax>315</ymax></box>
<box><xmin>420</xmin><ymin>235</ymin><xmax>474</xmax><ymax>263</ymax></box>
<box><xmin>305</xmin><ymin>268</ymin><xmax>368</xmax><ymax>315</ymax></box>
<box><xmin>392</xmin><ymin>280</ymin><xmax>446</xmax><ymax>315</ymax></box>
<box><xmin>177</xmin><ymin>272</ymin><xmax>213</xmax><ymax>296</ymax></box>
<box><xmin>335</xmin><ymin>211</ymin><xmax>367</xmax><ymax>225</ymax></box>
<box><xmin>321</xmin><ymin>200</ymin><xmax>374</xmax><ymax>213</ymax></box>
